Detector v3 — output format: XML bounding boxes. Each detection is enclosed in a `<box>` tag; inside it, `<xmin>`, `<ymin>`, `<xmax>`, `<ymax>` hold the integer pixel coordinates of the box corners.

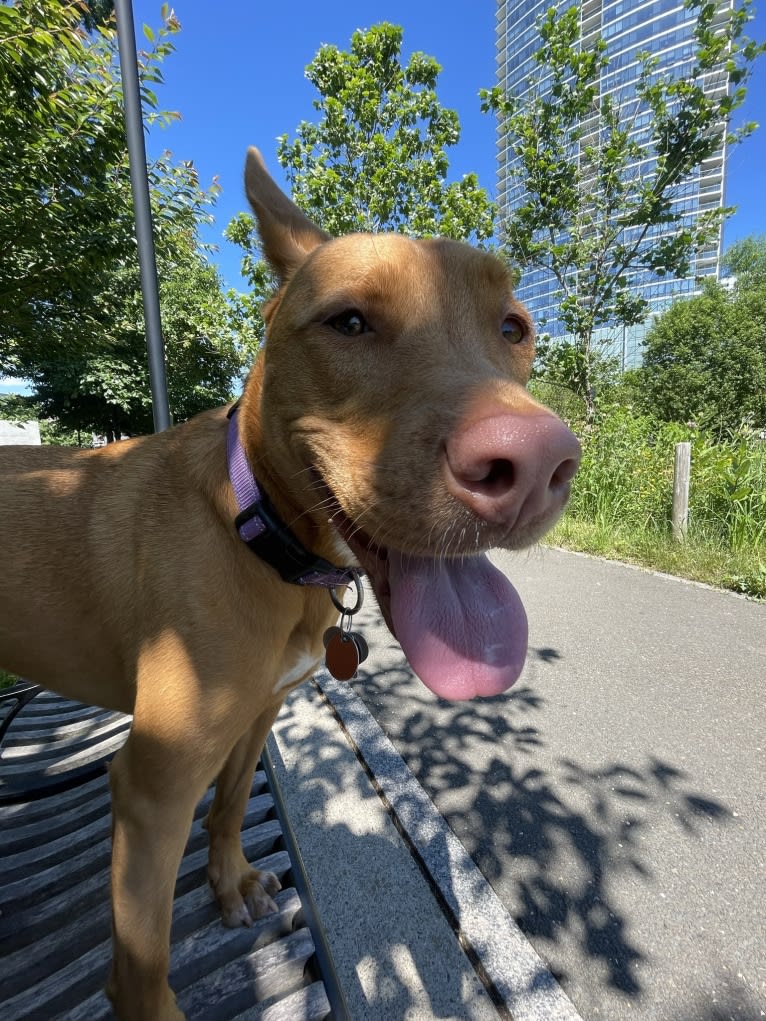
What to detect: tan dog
<box><xmin>0</xmin><ymin>148</ymin><xmax>580</xmax><ymax>1020</ymax></box>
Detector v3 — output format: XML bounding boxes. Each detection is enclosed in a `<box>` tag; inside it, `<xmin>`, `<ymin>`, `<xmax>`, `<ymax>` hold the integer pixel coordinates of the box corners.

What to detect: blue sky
<box><xmin>130</xmin><ymin>0</ymin><xmax>766</xmax><ymax>290</ymax></box>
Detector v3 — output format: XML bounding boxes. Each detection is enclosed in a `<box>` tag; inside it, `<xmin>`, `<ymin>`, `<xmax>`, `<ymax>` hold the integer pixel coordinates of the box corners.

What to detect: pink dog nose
<box><xmin>445</xmin><ymin>412</ymin><xmax>581</xmax><ymax>531</ymax></box>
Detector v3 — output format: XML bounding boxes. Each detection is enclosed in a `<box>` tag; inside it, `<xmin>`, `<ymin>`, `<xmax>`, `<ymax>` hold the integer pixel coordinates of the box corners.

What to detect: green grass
<box><xmin>544</xmin><ymin>404</ymin><xmax>766</xmax><ymax>600</ymax></box>
<box><xmin>548</xmin><ymin>517</ymin><xmax>766</xmax><ymax>599</ymax></box>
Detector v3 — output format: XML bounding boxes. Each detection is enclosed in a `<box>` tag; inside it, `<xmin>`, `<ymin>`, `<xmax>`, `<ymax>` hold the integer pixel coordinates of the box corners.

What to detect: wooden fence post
<box><xmin>672</xmin><ymin>441</ymin><xmax>691</xmax><ymax>541</ymax></box>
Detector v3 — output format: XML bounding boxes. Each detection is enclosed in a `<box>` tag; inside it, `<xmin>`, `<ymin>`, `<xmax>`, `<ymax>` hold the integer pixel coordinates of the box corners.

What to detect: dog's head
<box><xmin>241</xmin><ymin>147</ymin><xmax>581</xmax><ymax>700</ymax></box>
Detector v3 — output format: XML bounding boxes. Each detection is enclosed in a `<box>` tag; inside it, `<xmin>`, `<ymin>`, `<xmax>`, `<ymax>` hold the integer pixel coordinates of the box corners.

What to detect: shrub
<box><xmin>565</xmin><ymin>406</ymin><xmax>766</xmax><ymax>555</ymax></box>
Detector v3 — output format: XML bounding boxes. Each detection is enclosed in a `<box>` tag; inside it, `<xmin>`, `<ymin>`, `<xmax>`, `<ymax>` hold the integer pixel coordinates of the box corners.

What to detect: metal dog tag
<box><xmin>323</xmin><ymin>573</ymin><xmax>369</xmax><ymax>680</ymax></box>
<box><xmin>324</xmin><ymin>630</ymin><xmax>362</xmax><ymax>681</ymax></box>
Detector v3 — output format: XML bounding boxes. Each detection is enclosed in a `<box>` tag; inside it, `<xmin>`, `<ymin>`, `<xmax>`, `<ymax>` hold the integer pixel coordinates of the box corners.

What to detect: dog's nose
<box><xmin>444</xmin><ymin>411</ymin><xmax>581</xmax><ymax>531</ymax></box>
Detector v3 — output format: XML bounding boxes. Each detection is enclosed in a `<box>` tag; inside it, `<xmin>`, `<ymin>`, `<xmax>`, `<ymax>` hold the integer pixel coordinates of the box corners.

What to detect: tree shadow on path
<box><xmin>348</xmin><ymin>628</ymin><xmax>736</xmax><ymax>1011</ymax></box>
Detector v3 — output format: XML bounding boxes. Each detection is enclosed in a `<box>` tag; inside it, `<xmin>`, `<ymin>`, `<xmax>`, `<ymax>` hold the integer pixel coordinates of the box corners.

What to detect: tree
<box><xmin>278</xmin><ymin>23</ymin><xmax>494</xmax><ymax>239</ymax></box>
<box><xmin>633</xmin><ymin>277</ymin><xmax>766</xmax><ymax>432</ymax></box>
<box><xmin>1</xmin><ymin>0</ymin><xmax>243</xmax><ymax>438</ymax></box>
<box><xmin>228</xmin><ymin>23</ymin><xmax>495</xmax><ymax>310</ymax></box>
<box><xmin>25</xmin><ymin>240</ymin><xmax>241</xmax><ymax>440</ymax></box>
<box><xmin>0</xmin><ymin>0</ymin><xmax>177</xmax><ymax>370</ymax></box>
<box><xmin>481</xmin><ymin>1</ymin><xmax>765</xmax><ymax>416</ymax></box>
<box><xmin>81</xmin><ymin>0</ymin><xmax>116</xmax><ymax>32</ymax></box>
<box><xmin>722</xmin><ymin>234</ymin><xmax>766</xmax><ymax>289</ymax></box>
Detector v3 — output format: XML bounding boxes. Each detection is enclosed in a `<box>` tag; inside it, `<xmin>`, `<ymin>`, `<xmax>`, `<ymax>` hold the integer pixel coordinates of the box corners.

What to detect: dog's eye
<box><xmin>501</xmin><ymin>316</ymin><xmax>527</xmax><ymax>344</ymax></box>
<box><xmin>327</xmin><ymin>310</ymin><xmax>369</xmax><ymax>337</ymax></box>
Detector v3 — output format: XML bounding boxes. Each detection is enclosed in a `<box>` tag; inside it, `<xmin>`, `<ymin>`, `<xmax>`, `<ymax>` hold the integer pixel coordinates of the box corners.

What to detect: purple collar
<box><xmin>227</xmin><ymin>404</ymin><xmax>358</xmax><ymax>588</ymax></box>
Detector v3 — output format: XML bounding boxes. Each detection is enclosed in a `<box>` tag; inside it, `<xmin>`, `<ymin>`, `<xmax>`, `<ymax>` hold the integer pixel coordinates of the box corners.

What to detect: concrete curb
<box><xmin>315</xmin><ymin>671</ymin><xmax>584</xmax><ymax>1021</ymax></box>
<box><xmin>269</xmin><ymin>679</ymin><xmax>499</xmax><ymax>1020</ymax></box>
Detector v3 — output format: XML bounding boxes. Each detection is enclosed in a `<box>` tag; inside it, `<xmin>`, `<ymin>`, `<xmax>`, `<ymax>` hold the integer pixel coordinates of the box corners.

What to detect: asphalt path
<box><xmin>347</xmin><ymin>547</ymin><xmax>766</xmax><ymax>1021</ymax></box>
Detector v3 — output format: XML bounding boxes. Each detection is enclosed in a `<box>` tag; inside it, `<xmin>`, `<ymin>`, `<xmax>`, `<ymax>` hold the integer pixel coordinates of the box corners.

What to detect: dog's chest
<box><xmin>271</xmin><ymin>646</ymin><xmax>323</xmax><ymax>695</ymax></box>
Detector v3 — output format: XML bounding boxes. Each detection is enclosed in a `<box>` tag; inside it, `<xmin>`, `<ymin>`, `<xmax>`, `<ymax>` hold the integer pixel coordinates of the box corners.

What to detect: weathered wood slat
<box><xmin>258</xmin><ymin>982</ymin><xmax>332</xmax><ymax>1021</ymax></box>
<box><xmin>0</xmin><ymin>772</ymin><xmax>107</xmax><ymax>827</ymax></box>
<box><xmin>176</xmin><ymin>928</ymin><xmax>316</xmax><ymax>1020</ymax></box>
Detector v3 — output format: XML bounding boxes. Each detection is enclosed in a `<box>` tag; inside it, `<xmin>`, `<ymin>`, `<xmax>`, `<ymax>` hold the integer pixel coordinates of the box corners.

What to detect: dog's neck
<box><xmin>226</xmin><ymin>404</ymin><xmax>356</xmax><ymax>588</ymax></box>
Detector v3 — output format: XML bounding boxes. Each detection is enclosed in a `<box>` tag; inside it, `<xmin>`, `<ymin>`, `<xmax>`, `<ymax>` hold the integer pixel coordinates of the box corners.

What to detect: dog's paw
<box><xmin>220</xmin><ymin>868</ymin><xmax>281</xmax><ymax>928</ymax></box>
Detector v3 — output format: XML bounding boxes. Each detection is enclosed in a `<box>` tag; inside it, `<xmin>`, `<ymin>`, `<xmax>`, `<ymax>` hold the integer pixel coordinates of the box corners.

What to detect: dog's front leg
<box><xmin>107</xmin><ymin>721</ymin><xmax>215</xmax><ymax>1021</ymax></box>
<box><xmin>204</xmin><ymin>706</ymin><xmax>282</xmax><ymax>926</ymax></box>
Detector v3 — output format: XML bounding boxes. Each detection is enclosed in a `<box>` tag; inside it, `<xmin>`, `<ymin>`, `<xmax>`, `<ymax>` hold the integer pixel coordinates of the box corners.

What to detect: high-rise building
<box><xmin>495</xmin><ymin>0</ymin><xmax>731</xmax><ymax>367</ymax></box>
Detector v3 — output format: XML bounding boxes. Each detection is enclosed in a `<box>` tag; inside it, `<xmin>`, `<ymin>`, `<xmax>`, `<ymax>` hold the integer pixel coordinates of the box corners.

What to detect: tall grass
<box><xmin>548</xmin><ymin>403</ymin><xmax>766</xmax><ymax>598</ymax></box>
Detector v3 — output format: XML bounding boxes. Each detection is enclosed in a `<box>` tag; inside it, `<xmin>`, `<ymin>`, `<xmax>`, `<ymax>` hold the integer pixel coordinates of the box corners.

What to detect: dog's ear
<box><xmin>245</xmin><ymin>147</ymin><xmax>330</xmax><ymax>281</ymax></box>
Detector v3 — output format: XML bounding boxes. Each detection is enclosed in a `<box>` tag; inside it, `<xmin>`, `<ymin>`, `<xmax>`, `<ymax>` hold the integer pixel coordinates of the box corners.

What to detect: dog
<box><xmin>0</xmin><ymin>147</ymin><xmax>581</xmax><ymax>1019</ymax></box>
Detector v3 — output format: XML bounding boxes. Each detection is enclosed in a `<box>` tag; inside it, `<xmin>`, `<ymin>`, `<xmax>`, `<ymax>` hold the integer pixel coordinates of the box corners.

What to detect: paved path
<box><xmin>345</xmin><ymin>548</ymin><xmax>766</xmax><ymax>1021</ymax></box>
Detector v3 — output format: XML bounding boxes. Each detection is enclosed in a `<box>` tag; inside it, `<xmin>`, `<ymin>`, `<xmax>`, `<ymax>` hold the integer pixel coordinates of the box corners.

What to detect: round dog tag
<box><xmin>325</xmin><ymin>631</ymin><xmax>360</xmax><ymax>681</ymax></box>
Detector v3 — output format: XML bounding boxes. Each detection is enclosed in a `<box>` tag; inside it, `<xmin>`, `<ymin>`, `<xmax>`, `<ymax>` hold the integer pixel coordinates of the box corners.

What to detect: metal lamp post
<box><xmin>114</xmin><ymin>0</ymin><xmax>171</xmax><ymax>433</ymax></box>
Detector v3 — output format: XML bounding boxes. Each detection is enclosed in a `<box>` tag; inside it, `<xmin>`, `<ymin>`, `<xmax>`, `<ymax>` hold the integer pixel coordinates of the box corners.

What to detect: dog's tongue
<box><xmin>387</xmin><ymin>551</ymin><xmax>528</xmax><ymax>701</ymax></box>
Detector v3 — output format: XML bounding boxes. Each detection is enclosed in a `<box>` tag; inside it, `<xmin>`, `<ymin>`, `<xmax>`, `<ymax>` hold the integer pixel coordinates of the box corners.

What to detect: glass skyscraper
<box><xmin>495</xmin><ymin>0</ymin><xmax>731</xmax><ymax>366</ymax></box>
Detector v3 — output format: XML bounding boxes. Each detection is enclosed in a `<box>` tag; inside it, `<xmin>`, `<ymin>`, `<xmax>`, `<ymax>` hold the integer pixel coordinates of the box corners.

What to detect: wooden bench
<box><xmin>0</xmin><ymin>683</ymin><xmax>345</xmax><ymax>1020</ymax></box>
